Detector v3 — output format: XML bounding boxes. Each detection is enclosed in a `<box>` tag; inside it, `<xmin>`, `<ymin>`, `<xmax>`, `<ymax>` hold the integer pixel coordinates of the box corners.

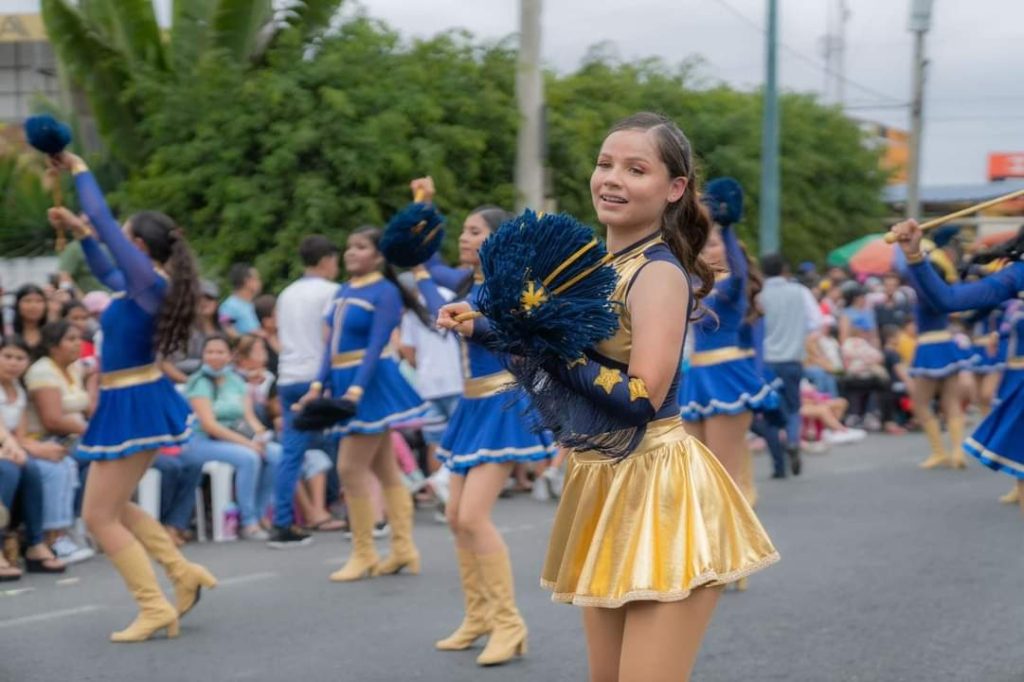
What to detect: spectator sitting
<box><xmin>839</xmin><ymin>315</ymin><xmax>903</xmax><ymax>434</ymax></box>
<box><xmin>220</xmin><ymin>264</ymin><xmax>263</xmax><ymax>338</ymax></box>
<box><xmin>164</xmin><ymin>279</ymin><xmax>223</xmax><ymax>384</ymax></box>
<box><xmin>804</xmin><ymin>332</ymin><xmax>842</xmax><ymax>397</ymax></box>
<box><xmin>10</xmin><ymin>285</ymin><xmax>48</xmax><ymax>361</ymax></box>
<box><xmin>253</xmin><ymin>294</ymin><xmax>280</xmax><ymax>376</ymax></box>
<box><xmin>799</xmin><ymin>379</ymin><xmax>865</xmax><ymax>446</ymax></box>
<box><xmin>181</xmin><ymin>334</ymin><xmax>280</xmax><ymax>541</ymax></box>
<box><xmin>234</xmin><ymin>335</ymin><xmax>339</xmax><ymax>531</ymax></box>
<box><xmin>0</xmin><ymin>336</ymin><xmax>66</xmax><ymax>577</ymax></box>
<box><xmin>838</xmin><ymin>286</ymin><xmax>878</xmax><ymax>346</ymax></box>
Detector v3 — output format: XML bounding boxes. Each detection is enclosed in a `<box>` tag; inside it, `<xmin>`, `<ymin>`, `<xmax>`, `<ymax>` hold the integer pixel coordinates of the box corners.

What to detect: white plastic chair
<box><xmin>137</xmin><ymin>468</ymin><xmax>162</xmax><ymax>519</ymax></box>
<box><xmin>194</xmin><ymin>461</ymin><xmax>236</xmax><ymax>542</ymax></box>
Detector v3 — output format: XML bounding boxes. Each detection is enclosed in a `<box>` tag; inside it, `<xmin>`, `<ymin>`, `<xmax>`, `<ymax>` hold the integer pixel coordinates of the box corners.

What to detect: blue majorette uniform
<box><xmin>74</xmin><ymin>170</ymin><xmax>193</xmax><ymax>460</ymax></box>
<box><xmin>968</xmin><ymin>305</ymin><xmax>1008</xmax><ymax>375</ymax></box>
<box><xmin>417</xmin><ymin>257</ymin><xmax>552</xmax><ymax>475</ymax></box>
<box><xmin>905</xmin><ymin>258</ymin><xmax>1024</xmax><ymax>478</ymax></box>
<box><xmin>904</xmin><ymin>259</ymin><xmax>979</xmax><ymax>379</ymax></box>
<box><xmin>680</xmin><ymin>224</ymin><xmax>777</xmax><ymax>420</ymax></box>
<box><xmin>319</xmin><ymin>272</ymin><xmax>427</xmax><ymax>435</ymax></box>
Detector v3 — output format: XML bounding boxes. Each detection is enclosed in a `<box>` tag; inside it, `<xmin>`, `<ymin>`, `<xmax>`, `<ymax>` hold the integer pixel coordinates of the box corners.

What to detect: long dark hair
<box><xmin>453</xmin><ymin>205</ymin><xmax>514</xmax><ymax>300</ymax></box>
<box><xmin>606</xmin><ymin>112</ymin><xmax>715</xmax><ymax>314</ymax></box>
<box><xmin>350</xmin><ymin>225</ymin><xmax>432</xmax><ymax>326</ymax></box>
<box><xmin>39</xmin><ymin>319</ymin><xmax>74</xmax><ymax>358</ymax></box>
<box><xmin>738</xmin><ymin>239</ymin><xmax>764</xmax><ymax>324</ymax></box>
<box><xmin>129</xmin><ymin>211</ymin><xmax>199</xmax><ymax>357</ymax></box>
<box><xmin>972</xmin><ymin>224</ymin><xmax>1024</xmax><ymax>265</ymax></box>
<box><xmin>13</xmin><ymin>284</ymin><xmax>47</xmax><ymax>336</ymax></box>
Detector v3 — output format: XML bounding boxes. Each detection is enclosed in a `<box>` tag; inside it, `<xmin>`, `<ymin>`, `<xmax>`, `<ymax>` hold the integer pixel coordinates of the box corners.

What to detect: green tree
<box><xmin>40</xmin><ymin>0</ymin><xmax>344</xmax><ymax>167</ymax></box>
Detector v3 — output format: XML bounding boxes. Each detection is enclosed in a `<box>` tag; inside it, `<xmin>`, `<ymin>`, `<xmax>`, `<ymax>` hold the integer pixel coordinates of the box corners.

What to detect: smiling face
<box><xmin>344</xmin><ymin>233</ymin><xmax>382</xmax><ymax>277</ymax></box>
<box><xmin>458</xmin><ymin>213</ymin><xmax>492</xmax><ymax>268</ymax></box>
<box><xmin>590</xmin><ymin>129</ymin><xmax>688</xmax><ymax>235</ymax></box>
<box><xmin>701</xmin><ymin>226</ymin><xmax>726</xmax><ymax>271</ymax></box>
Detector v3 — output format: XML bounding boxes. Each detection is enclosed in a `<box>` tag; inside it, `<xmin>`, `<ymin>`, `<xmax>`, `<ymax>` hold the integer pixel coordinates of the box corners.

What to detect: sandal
<box><xmin>24</xmin><ymin>547</ymin><xmax>66</xmax><ymax>574</ymax></box>
<box><xmin>306</xmin><ymin>517</ymin><xmax>347</xmax><ymax>532</ymax></box>
<box><xmin>0</xmin><ymin>557</ymin><xmax>21</xmax><ymax>582</ymax></box>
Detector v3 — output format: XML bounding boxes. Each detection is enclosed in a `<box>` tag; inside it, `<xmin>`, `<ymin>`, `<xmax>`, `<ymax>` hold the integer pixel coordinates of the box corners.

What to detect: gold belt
<box><xmin>463</xmin><ymin>371</ymin><xmax>515</xmax><ymax>399</ymax></box>
<box><xmin>1008</xmin><ymin>357</ymin><xmax>1024</xmax><ymax>370</ymax></box>
<box><xmin>332</xmin><ymin>349</ymin><xmax>367</xmax><ymax>369</ymax></box>
<box><xmin>690</xmin><ymin>346</ymin><xmax>751</xmax><ymax>367</ymax></box>
<box><xmin>917</xmin><ymin>331</ymin><xmax>953</xmax><ymax>345</ymax></box>
<box><xmin>100</xmin><ymin>363</ymin><xmax>163</xmax><ymax>389</ymax></box>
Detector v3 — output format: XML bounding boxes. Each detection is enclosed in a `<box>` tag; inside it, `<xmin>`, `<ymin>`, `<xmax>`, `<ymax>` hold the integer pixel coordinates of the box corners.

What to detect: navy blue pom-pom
<box><xmin>476</xmin><ymin>210</ymin><xmax>619</xmax><ymax>362</ymax></box>
<box><xmin>380</xmin><ymin>202</ymin><xmax>445</xmax><ymax>267</ymax></box>
<box><xmin>702</xmin><ymin>177</ymin><xmax>743</xmax><ymax>227</ymax></box>
<box><xmin>24</xmin><ymin>115</ymin><xmax>72</xmax><ymax>155</ymax></box>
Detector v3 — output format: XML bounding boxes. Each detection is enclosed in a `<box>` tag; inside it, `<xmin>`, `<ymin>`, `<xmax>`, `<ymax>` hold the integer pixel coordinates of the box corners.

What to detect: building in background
<box><xmin>0</xmin><ymin>13</ymin><xmax>60</xmax><ymax>123</ymax></box>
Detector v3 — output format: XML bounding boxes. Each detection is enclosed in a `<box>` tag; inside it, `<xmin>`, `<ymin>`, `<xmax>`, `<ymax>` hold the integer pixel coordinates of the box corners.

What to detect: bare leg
<box><xmin>582</xmin><ymin>606</ymin><xmax>626</xmax><ymax>682</ymax></box>
<box><xmin>940</xmin><ymin>376</ymin><xmax>967</xmax><ymax>468</ymax></box>
<box><xmin>618</xmin><ymin>589</ymin><xmax>722</xmax><ymax>682</ymax></box>
<box><xmin>910</xmin><ymin>377</ymin><xmax>947</xmax><ymax>467</ymax></box>
<box><xmin>294</xmin><ymin>481</ymin><xmax>316</xmax><ymax>524</ymax></box>
<box><xmin>81</xmin><ymin>451</ymin><xmax>157</xmax><ymax>555</ymax></box>
<box><xmin>979</xmin><ymin>373</ymin><xmax>1001</xmax><ymax>418</ymax></box>
<box><xmin>337</xmin><ymin>434</ymin><xmax>385</xmax><ymax>498</ymax></box>
<box><xmin>686</xmin><ymin>420</ymin><xmax>706</xmax><ymax>446</ymax></box>
<box><xmin>703</xmin><ymin>412</ymin><xmax>754</xmax><ymax>488</ymax></box>
<box><xmin>455</xmin><ymin>462</ymin><xmax>515</xmax><ymax>555</ymax></box>
<box><xmin>446</xmin><ymin>472</ymin><xmax>467</xmax><ymax>547</ymax></box>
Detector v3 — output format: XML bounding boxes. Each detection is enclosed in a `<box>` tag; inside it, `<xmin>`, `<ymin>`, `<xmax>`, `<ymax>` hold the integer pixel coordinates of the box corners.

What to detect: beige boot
<box><xmin>128</xmin><ymin>512</ymin><xmax>217</xmax><ymax>617</ymax></box>
<box><xmin>330</xmin><ymin>496</ymin><xmax>379</xmax><ymax>582</ymax></box>
<box><xmin>372</xmin><ymin>486</ymin><xmax>421</xmax><ymax>576</ymax></box>
<box><xmin>475</xmin><ymin>549</ymin><xmax>527</xmax><ymax>666</ymax></box>
<box><xmin>108</xmin><ymin>541</ymin><xmax>179</xmax><ymax>642</ymax></box>
<box><xmin>918</xmin><ymin>418</ymin><xmax>950</xmax><ymax>469</ymax></box>
<box><xmin>436</xmin><ymin>548</ymin><xmax>492</xmax><ymax>650</ymax></box>
<box><xmin>998</xmin><ymin>485</ymin><xmax>1020</xmax><ymax>504</ymax></box>
<box><xmin>947</xmin><ymin>417</ymin><xmax>968</xmax><ymax>470</ymax></box>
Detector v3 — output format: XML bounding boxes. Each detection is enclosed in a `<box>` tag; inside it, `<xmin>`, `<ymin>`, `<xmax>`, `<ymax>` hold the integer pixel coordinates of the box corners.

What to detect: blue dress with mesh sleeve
<box><xmin>73</xmin><ymin>170</ymin><xmax>194</xmax><ymax>461</ymax></box>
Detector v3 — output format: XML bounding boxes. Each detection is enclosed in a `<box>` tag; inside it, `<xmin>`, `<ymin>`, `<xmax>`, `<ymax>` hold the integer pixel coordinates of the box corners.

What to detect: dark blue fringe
<box><xmin>702</xmin><ymin>177</ymin><xmax>743</xmax><ymax>227</ymax></box>
<box><xmin>381</xmin><ymin>202</ymin><xmax>446</xmax><ymax>267</ymax></box>
<box><xmin>25</xmin><ymin>115</ymin><xmax>72</xmax><ymax>155</ymax></box>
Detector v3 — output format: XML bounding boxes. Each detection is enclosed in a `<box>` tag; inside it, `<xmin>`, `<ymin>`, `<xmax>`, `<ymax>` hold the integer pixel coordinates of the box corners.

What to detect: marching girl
<box><xmin>401</xmin><ymin>179</ymin><xmax>552</xmax><ymax>667</ymax></box>
<box><xmin>309</xmin><ymin>226</ymin><xmax>428</xmax><ymax>582</ymax></box>
<box><xmin>440</xmin><ymin>113</ymin><xmax>778</xmax><ymax>682</ymax></box>
<box><xmin>680</xmin><ymin>180</ymin><xmax>777</xmax><ymax>511</ymax></box>
<box><xmin>891</xmin><ymin>220</ymin><xmax>1024</xmax><ymax>506</ymax></box>
<box><xmin>965</xmin><ymin>304</ymin><xmax>1007</xmax><ymax>419</ymax></box>
<box><xmin>901</xmin><ymin>252</ymin><xmax>978</xmax><ymax>470</ymax></box>
<box><xmin>47</xmin><ymin>152</ymin><xmax>215</xmax><ymax>642</ymax></box>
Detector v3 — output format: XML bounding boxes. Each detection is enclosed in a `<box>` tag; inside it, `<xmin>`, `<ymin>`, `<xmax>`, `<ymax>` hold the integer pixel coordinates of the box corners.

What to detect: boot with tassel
<box><xmin>372</xmin><ymin>486</ymin><xmax>421</xmax><ymax>576</ymax></box>
<box><xmin>330</xmin><ymin>496</ymin><xmax>379</xmax><ymax>582</ymax></box>
<box><xmin>436</xmin><ymin>548</ymin><xmax>492</xmax><ymax>650</ymax></box>
<box><xmin>108</xmin><ymin>541</ymin><xmax>179</xmax><ymax>643</ymax></box>
<box><xmin>128</xmin><ymin>511</ymin><xmax>217</xmax><ymax>617</ymax></box>
<box><xmin>475</xmin><ymin>549</ymin><xmax>527</xmax><ymax>666</ymax></box>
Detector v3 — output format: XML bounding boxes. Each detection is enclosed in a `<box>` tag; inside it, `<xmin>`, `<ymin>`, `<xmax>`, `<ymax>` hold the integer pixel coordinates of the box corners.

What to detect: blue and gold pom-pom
<box><xmin>476</xmin><ymin>209</ymin><xmax>620</xmax><ymax>362</ymax></box>
<box><xmin>380</xmin><ymin>202</ymin><xmax>446</xmax><ymax>267</ymax></box>
<box><xmin>24</xmin><ymin>115</ymin><xmax>72</xmax><ymax>155</ymax></box>
<box><xmin>702</xmin><ymin>177</ymin><xmax>743</xmax><ymax>227</ymax></box>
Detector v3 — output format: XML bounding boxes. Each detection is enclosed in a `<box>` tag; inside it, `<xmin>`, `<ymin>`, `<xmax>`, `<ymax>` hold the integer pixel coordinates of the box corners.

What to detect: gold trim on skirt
<box><xmin>917</xmin><ymin>331</ymin><xmax>953</xmax><ymax>345</ymax></box>
<box><xmin>541</xmin><ymin>418</ymin><xmax>779</xmax><ymax>608</ymax></box>
<box><xmin>690</xmin><ymin>346</ymin><xmax>753</xmax><ymax>367</ymax></box>
<box><xmin>463</xmin><ymin>371</ymin><xmax>515</xmax><ymax>399</ymax></box>
<box><xmin>99</xmin><ymin>364</ymin><xmax>163</xmax><ymax>390</ymax></box>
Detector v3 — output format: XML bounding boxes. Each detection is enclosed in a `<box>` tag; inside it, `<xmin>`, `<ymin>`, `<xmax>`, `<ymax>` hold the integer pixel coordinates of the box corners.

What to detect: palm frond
<box><xmin>210</xmin><ymin>0</ymin><xmax>274</xmax><ymax>63</ymax></box>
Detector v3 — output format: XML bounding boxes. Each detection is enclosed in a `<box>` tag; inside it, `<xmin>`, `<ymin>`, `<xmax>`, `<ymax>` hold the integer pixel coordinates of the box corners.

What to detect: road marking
<box><xmin>0</xmin><ymin>587</ymin><xmax>35</xmax><ymax>598</ymax></box>
<box><xmin>0</xmin><ymin>604</ymin><xmax>103</xmax><ymax>629</ymax></box>
<box><xmin>56</xmin><ymin>578</ymin><xmax>80</xmax><ymax>587</ymax></box>
<box><xmin>218</xmin><ymin>571</ymin><xmax>278</xmax><ymax>587</ymax></box>
<box><xmin>496</xmin><ymin>523</ymin><xmax>538</xmax><ymax>534</ymax></box>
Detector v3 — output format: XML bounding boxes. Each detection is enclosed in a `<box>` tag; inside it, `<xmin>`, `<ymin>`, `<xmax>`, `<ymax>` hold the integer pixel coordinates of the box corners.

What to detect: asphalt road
<box><xmin>2</xmin><ymin>432</ymin><xmax>1022</xmax><ymax>682</ymax></box>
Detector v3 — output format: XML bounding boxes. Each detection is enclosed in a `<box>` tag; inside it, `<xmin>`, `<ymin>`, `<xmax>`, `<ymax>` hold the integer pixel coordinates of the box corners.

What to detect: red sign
<box><xmin>989</xmin><ymin>153</ymin><xmax>1024</xmax><ymax>181</ymax></box>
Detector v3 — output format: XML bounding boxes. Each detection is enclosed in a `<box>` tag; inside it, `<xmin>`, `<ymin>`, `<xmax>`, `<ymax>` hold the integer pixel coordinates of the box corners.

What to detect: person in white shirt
<box><xmin>267</xmin><ymin>236</ymin><xmax>339</xmax><ymax>548</ymax></box>
<box><xmin>399</xmin><ymin>284</ymin><xmax>464</xmax><ymax>473</ymax></box>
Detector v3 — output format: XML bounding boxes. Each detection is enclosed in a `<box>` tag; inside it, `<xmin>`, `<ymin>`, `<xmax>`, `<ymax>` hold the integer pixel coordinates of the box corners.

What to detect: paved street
<box><xmin>2</xmin><ymin>432</ymin><xmax>1022</xmax><ymax>682</ymax></box>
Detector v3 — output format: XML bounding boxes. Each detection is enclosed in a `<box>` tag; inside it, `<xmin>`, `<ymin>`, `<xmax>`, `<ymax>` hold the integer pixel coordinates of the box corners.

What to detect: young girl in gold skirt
<box><xmin>440</xmin><ymin>112</ymin><xmax>778</xmax><ymax>681</ymax></box>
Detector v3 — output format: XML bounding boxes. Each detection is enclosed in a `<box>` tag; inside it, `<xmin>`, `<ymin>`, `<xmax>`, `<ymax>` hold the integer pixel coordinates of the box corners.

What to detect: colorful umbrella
<box><xmin>826</xmin><ymin>234</ymin><xmax>885</xmax><ymax>267</ymax></box>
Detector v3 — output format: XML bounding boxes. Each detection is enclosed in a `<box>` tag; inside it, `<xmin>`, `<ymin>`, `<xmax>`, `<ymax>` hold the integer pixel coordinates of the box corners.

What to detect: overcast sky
<box><xmin>12</xmin><ymin>0</ymin><xmax>1021</xmax><ymax>186</ymax></box>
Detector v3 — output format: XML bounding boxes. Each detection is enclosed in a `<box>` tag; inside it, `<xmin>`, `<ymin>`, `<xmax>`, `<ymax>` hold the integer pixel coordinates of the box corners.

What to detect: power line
<box><xmin>706</xmin><ymin>0</ymin><xmax>903</xmax><ymax>105</ymax></box>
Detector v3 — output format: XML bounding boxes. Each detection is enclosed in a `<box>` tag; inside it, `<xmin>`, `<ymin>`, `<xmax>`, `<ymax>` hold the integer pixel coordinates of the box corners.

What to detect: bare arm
<box><xmin>625</xmin><ymin>261</ymin><xmax>689</xmax><ymax>411</ymax></box>
<box><xmin>31</xmin><ymin>387</ymin><xmax>87</xmax><ymax>436</ymax></box>
<box><xmin>189</xmin><ymin>396</ymin><xmax>256</xmax><ymax>449</ymax></box>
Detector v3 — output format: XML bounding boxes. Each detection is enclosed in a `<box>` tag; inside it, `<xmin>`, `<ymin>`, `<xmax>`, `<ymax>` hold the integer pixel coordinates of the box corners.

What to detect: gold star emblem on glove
<box><xmin>520</xmin><ymin>280</ymin><xmax>548</xmax><ymax>311</ymax></box>
<box><xmin>628</xmin><ymin>377</ymin><xmax>649</xmax><ymax>402</ymax></box>
<box><xmin>593</xmin><ymin>366</ymin><xmax>623</xmax><ymax>395</ymax></box>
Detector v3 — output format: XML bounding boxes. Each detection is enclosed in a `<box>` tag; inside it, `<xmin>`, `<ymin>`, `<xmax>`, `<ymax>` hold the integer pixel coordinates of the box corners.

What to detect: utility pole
<box><xmin>759</xmin><ymin>0</ymin><xmax>780</xmax><ymax>256</ymax></box>
<box><xmin>515</xmin><ymin>0</ymin><xmax>544</xmax><ymax>212</ymax></box>
<box><xmin>821</xmin><ymin>1</ymin><xmax>849</xmax><ymax>107</ymax></box>
<box><xmin>906</xmin><ymin>0</ymin><xmax>934</xmax><ymax>220</ymax></box>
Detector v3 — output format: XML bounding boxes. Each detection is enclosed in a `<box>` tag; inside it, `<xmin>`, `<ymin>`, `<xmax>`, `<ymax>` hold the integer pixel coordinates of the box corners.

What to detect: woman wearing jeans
<box><xmin>181</xmin><ymin>334</ymin><xmax>280</xmax><ymax>539</ymax></box>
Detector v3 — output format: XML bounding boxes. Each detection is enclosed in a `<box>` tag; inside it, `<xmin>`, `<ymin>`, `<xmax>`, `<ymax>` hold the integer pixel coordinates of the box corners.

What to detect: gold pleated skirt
<box><xmin>541</xmin><ymin>418</ymin><xmax>779</xmax><ymax>608</ymax></box>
